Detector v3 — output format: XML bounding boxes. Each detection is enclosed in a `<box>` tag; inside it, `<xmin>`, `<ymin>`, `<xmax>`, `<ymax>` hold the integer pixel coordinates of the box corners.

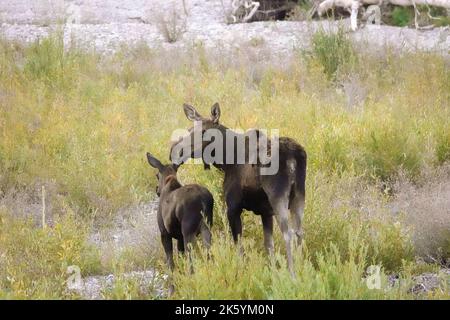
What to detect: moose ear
<box><xmin>146</xmin><ymin>152</ymin><xmax>163</xmax><ymax>171</ymax></box>
<box><xmin>211</xmin><ymin>102</ymin><xmax>221</xmax><ymax>124</ymax></box>
<box><xmin>183</xmin><ymin>104</ymin><xmax>203</xmax><ymax>122</ymax></box>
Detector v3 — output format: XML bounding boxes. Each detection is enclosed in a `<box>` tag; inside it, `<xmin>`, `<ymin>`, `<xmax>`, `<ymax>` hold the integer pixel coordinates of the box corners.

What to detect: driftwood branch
<box><xmin>229</xmin><ymin>0</ymin><xmax>260</xmax><ymax>23</ymax></box>
<box><xmin>318</xmin><ymin>0</ymin><xmax>450</xmax><ymax>30</ymax></box>
<box><xmin>362</xmin><ymin>4</ymin><xmax>381</xmax><ymax>25</ymax></box>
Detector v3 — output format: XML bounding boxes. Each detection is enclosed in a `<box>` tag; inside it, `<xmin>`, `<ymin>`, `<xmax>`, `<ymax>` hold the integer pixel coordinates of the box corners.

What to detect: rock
<box><xmin>76</xmin><ymin>270</ymin><xmax>168</xmax><ymax>299</ymax></box>
<box><xmin>410</xmin><ymin>269</ymin><xmax>450</xmax><ymax>295</ymax></box>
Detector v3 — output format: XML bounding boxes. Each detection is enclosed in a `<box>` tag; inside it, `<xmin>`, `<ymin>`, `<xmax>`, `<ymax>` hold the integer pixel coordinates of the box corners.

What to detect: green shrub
<box><xmin>307</xmin><ymin>28</ymin><xmax>357</xmax><ymax>80</ymax></box>
<box><xmin>24</xmin><ymin>34</ymin><xmax>76</xmax><ymax>89</ymax></box>
<box><xmin>310</xmin><ymin>125</ymin><xmax>351</xmax><ymax>174</ymax></box>
<box><xmin>0</xmin><ymin>209</ymin><xmax>101</xmax><ymax>299</ymax></box>
<box><xmin>433</xmin><ymin>15</ymin><xmax>450</xmax><ymax>27</ymax></box>
<box><xmin>170</xmin><ymin>172</ymin><xmax>416</xmax><ymax>299</ymax></box>
<box><xmin>391</xmin><ymin>7</ymin><xmax>413</xmax><ymax>27</ymax></box>
<box><xmin>304</xmin><ymin>173</ymin><xmax>414</xmax><ymax>271</ymax></box>
<box><xmin>418</xmin><ymin>6</ymin><xmax>450</xmax><ymax>27</ymax></box>
<box><xmin>359</xmin><ymin>124</ymin><xmax>422</xmax><ymax>181</ymax></box>
<box><xmin>172</xmin><ymin>235</ymin><xmax>268</xmax><ymax>299</ymax></box>
<box><xmin>435</xmin><ymin>127</ymin><xmax>450</xmax><ymax>165</ymax></box>
<box><xmin>172</xmin><ymin>232</ymin><xmax>415</xmax><ymax>299</ymax></box>
<box><xmin>265</xmin><ymin>244</ymin><xmax>411</xmax><ymax>299</ymax></box>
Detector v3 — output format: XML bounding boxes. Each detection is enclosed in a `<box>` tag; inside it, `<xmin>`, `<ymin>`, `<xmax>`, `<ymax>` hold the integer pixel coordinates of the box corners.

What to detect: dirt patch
<box><xmin>410</xmin><ymin>269</ymin><xmax>450</xmax><ymax>295</ymax></box>
<box><xmin>89</xmin><ymin>201</ymin><xmax>159</xmax><ymax>253</ymax></box>
<box><xmin>390</xmin><ymin>166</ymin><xmax>450</xmax><ymax>265</ymax></box>
<box><xmin>76</xmin><ymin>269</ymin><xmax>167</xmax><ymax>299</ymax></box>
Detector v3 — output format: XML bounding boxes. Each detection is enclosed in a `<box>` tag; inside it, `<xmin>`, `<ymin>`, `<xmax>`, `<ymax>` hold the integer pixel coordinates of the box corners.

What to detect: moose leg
<box><xmin>275</xmin><ymin>210</ymin><xmax>294</xmax><ymax>277</ymax></box>
<box><xmin>200</xmin><ymin>220</ymin><xmax>212</xmax><ymax>249</ymax></box>
<box><xmin>269</xmin><ymin>194</ymin><xmax>295</xmax><ymax>277</ymax></box>
<box><xmin>183</xmin><ymin>233</ymin><xmax>196</xmax><ymax>253</ymax></box>
<box><xmin>177</xmin><ymin>239</ymin><xmax>185</xmax><ymax>254</ymax></box>
<box><xmin>200</xmin><ymin>221</ymin><xmax>212</xmax><ymax>261</ymax></box>
<box><xmin>261</xmin><ymin>214</ymin><xmax>274</xmax><ymax>256</ymax></box>
<box><xmin>183</xmin><ymin>233</ymin><xmax>196</xmax><ymax>274</ymax></box>
<box><xmin>289</xmin><ymin>193</ymin><xmax>305</xmax><ymax>248</ymax></box>
<box><xmin>225</xmin><ymin>187</ymin><xmax>243</xmax><ymax>243</ymax></box>
<box><xmin>182</xmin><ymin>219</ymin><xmax>199</xmax><ymax>274</ymax></box>
<box><xmin>227</xmin><ymin>206</ymin><xmax>243</xmax><ymax>243</ymax></box>
<box><xmin>161</xmin><ymin>233</ymin><xmax>174</xmax><ymax>271</ymax></box>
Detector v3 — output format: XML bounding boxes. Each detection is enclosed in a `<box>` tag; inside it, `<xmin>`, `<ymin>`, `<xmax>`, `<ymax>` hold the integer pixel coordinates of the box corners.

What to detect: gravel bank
<box><xmin>1</xmin><ymin>0</ymin><xmax>448</xmax><ymax>58</ymax></box>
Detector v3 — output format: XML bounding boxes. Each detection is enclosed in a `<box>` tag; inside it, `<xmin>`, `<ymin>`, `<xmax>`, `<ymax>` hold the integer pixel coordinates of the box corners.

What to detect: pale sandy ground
<box><xmin>0</xmin><ymin>0</ymin><xmax>448</xmax><ymax>59</ymax></box>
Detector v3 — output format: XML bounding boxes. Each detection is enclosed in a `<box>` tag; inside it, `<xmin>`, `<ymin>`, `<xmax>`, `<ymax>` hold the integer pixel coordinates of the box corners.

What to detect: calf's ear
<box><xmin>146</xmin><ymin>152</ymin><xmax>164</xmax><ymax>171</ymax></box>
<box><xmin>211</xmin><ymin>102</ymin><xmax>221</xmax><ymax>124</ymax></box>
<box><xmin>183</xmin><ymin>103</ymin><xmax>203</xmax><ymax>121</ymax></box>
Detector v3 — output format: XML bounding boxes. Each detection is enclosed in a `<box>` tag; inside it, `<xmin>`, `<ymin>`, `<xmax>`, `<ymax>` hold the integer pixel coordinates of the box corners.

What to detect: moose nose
<box><xmin>169</xmin><ymin>144</ymin><xmax>183</xmax><ymax>162</ymax></box>
<box><xmin>171</xmin><ymin>148</ymin><xmax>184</xmax><ymax>165</ymax></box>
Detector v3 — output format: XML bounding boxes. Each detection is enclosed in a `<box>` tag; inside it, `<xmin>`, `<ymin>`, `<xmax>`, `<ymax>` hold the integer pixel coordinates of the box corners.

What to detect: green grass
<box><xmin>391</xmin><ymin>7</ymin><xmax>414</xmax><ymax>27</ymax></box>
<box><xmin>172</xmin><ymin>234</ymin><xmax>418</xmax><ymax>299</ymax></box>
<box><xmin>0</xmin><ymin>32</ymin><xmax>449</xmax><ymax>299</ymax></box>
<box><xmin>387</xmin><ymin>6</ymin><xmax>450</xmax><ymax>28</ymax></box>
<box><xmin>0</xmin><ymin>208</ymin><xmax>101</xmax><ymax>299</ymax></box>
<box><xmin>306</xmin><ymin>27</ymin><xmax>357</xmax><ymax>80</ymax></box>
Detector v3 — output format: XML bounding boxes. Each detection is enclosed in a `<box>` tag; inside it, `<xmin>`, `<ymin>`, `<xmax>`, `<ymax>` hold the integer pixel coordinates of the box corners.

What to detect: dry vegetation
<box><xmin>0</xmin><ymin>29</ymin><xmax>449</xmax><ymax>299</ymax></box>
<box><xmin>391</xmin><ymin>166</ymin><xmax>450</xmax><ymax>264</ymax></box>
<box><xmin>154</xmin><ymin>5</ymin><xmax>187</xmax><ymax>43</ymax></box>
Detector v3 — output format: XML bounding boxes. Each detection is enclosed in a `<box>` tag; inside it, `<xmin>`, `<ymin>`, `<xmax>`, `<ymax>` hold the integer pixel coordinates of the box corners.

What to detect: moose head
<box><xmin>170</xmin><ymin>103</ymin><xmax>222</xmax><ymax>169</ymax></box>
<box><xmin>146</xmin><ymin>152</ymin><xmax>180</xmax><ymax>197</ymax></box>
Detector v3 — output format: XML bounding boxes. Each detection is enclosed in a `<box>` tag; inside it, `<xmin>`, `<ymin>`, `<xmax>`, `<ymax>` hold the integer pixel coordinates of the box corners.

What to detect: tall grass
<box><xmin>306</xmin><ymin>27</ymin><xmax>357</xmax><ymax>80</ymax></box>
<box><xmin>0</xmin><ymin>208</ymin><xmax>101</xmax><ymax>299</ymax></box>
<box><xmin>0</xmin><ymin>32</ymin><xmax>449</xmax><ymax>299</ymax></box>
<box><xmin>172</xmin><ymin>233</ymin><xmax>420</xmax><ymax>299</ymax></box>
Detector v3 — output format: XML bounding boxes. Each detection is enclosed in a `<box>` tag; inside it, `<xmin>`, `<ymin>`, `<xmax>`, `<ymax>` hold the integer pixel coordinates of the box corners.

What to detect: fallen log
<box><xmin>225</xmin><ymin>0</ymin><xmax>299</xmax><ymax>23</ymax></box>
<box><xmin>253</xmin><ymin>2</ymin><xmax>298</xmax><ymax>20</ymax></box>
<box><xmin>318</xmin><ymin>0</ymin><xmax>450</xmax><ymax>30</ymax></box>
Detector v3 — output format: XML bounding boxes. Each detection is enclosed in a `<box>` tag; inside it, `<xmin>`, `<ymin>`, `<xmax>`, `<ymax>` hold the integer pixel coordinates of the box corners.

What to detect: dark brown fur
<box><xmin>170</xmin><ymin>103</ymin><xmax>307</xmax><ymax>276</ymax></box>
<box><xmin>146</xmin><ymin>152</ymin><xmax>213</xmax><ymax>271</ymax></box>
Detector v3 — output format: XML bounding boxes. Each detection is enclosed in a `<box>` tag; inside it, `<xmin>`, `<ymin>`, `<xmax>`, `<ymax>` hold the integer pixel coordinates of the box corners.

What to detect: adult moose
<box><xmin>170</xmin><ymin>103</ymin><xmax>307</xmax><ymax>275</ymax></box>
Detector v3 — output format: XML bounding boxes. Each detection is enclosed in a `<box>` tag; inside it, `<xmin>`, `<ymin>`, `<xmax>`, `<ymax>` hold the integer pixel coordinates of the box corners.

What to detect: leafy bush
<box><xmin>23</xmin><ymin>33</ymin><xmax>86</xmax><ymax>89</ymax></box>
<box><xmin>435</xmin><ymin>127</ymin><xmax>450</xmax><ymax>165</ymax></box>
<box><xmin>172</xmin><ymin>232</ymin><xmax>417</xmax><ymax>299</ymax></box>
<box><xmin>390</xmin><ymin>7</ymin><xmax>413</xmax><ymax>27</ymax></box>
<box><xmin>307</xmin><ymin>28</ymin><xmax>357</xmax><ymax>80</ymax></box>
<box><xmin>0</xmin><ymin>209</ymin><xmax>101</xmax><ymax>299</ymax></box>
<box><xmin>304</xmin><ymin>173</ymin><xmax>414</xmax><ymax>271</ymax></box>
<box><xmin>359</xmin><ymin>123</ymin><xmax>422</xmax><ymax>181</ymax></box>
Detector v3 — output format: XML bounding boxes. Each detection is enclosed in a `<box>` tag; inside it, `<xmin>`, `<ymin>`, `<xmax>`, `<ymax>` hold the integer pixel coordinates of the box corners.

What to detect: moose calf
<box><xmin>146</xmin><ymin>152</ymin><xmax>214</xmax><ymax>271</ymax></box>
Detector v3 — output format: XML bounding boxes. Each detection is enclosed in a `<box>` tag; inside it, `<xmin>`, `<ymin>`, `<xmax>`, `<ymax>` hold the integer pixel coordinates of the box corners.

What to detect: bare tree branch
<box><xmin>318</xmin><ymin>0</ymin><xmax>450</xmax><ymax>30</ymax></box>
